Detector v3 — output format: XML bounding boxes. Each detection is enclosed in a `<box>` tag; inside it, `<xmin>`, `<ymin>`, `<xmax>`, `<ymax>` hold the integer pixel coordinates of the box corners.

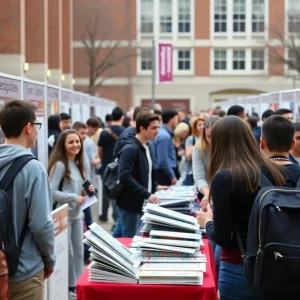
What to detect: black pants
<box><xmin>154</xmin><ymin>168</ymin><xmax>180</xmax><ymax>186</ymax></box>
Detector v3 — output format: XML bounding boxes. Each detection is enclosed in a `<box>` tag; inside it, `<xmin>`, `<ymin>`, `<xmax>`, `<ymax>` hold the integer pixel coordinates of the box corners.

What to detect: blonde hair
<box><xmin>173</xmin><ymin>122</ymin><xmax>190</xmax><ymax>144</ymax></box>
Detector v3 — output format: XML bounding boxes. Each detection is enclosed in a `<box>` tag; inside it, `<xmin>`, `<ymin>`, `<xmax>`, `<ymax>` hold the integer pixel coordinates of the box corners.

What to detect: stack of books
<box><xmin>140</xmin><ymin>202</ymin><xmax>200</xmax><ymax>235</ymax></box>
<box><xmin>83</xmin><ymin>223</ymin><xmax>141</xmax><ymax>283</ymax></box>
<box><xmin>133</xmin><ymin>204</ymin><xmax>206</xmax><ymax>285</ymax></box>
<box><xmin>155</xmin><ymin>186</ymin><xmax>197</xmax><ymax>215</ymax></box>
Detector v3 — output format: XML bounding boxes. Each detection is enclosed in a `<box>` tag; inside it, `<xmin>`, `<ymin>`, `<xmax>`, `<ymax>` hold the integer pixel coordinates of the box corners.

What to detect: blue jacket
<box><xmin>153</xmin><ymin>125</ymin><xmax>177</xmax><ymax>179</ymax></box>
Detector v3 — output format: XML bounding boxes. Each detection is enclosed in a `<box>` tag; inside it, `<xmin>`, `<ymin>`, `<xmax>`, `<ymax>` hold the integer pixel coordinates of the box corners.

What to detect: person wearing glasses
<box><xmin>30</xmin><ymin>122</ymin><xmax>42</xmax><ymax>158</ymax></box>
<box><xmin>0</xmin><ymin>100</ymin><xmax>55</xmax><ymax>300</ymax></box>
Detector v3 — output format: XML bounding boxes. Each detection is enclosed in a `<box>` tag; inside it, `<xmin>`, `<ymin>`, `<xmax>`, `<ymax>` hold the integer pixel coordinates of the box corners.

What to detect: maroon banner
<box><xmin>158</xmin><ymin>43</ymin><xmax>173</xmax><ymax>83</ymax></box>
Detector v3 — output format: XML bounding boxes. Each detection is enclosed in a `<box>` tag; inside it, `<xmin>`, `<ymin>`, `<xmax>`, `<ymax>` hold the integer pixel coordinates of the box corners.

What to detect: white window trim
<box><xmin>211</xmin><ymin>0</ymin><xmax>269</xmax><ymax>40</ymax></box>
<box><xmin>210</xmin><ymin>48</ymin><xmax>267</xmax><ymax>75</ymax></box>
<box><xmin>159</xmin><ymin>0</ymin><xmax>173</xmax><ymax>35</ymax></box>
<box><xmin>174</xmin><ymin>48</ymin><xmax>194</xmax><ymax>75</ymax></box>
<box><xmin>177</xmin><ymin>0</ymin><xmax>193</xmax><ymax>36</ymax></box>
<box><xmin>137</xmin><ymin>48</ymin><xmax>153</xmax><ymax>75</ymax></box>
<box><xmin>137</xmin><ymin>0</ymin><xmax>155</xmax><ymax>38</ymax></box>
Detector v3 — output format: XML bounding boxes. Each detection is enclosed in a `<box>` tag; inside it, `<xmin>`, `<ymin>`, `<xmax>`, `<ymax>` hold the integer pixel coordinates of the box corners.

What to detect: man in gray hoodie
<box><xmin>0</xmin><ymin>100</ymin><xmax>55</xmax><ymax>300</ymax></box>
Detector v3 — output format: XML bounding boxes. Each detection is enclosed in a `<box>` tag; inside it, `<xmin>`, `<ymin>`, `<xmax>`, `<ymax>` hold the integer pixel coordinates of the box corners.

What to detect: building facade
<box><xmin>73</xmin><ymin>0</ymin><xmax>300</xmax><ymax>112</ymax></box>
<box><xmin>0</xmin><ymin>0</ymin><xmax>73</xmax><ymax>88</ymax></box>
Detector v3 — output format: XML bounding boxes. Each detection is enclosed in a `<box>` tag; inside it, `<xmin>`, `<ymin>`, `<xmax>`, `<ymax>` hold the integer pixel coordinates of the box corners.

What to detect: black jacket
<box><xmin>113</xmin><ymin>126</ymin><xmax>136</xmax><ymax>158</ymax></box>
<box><xmin>117</xmin><ymin>135</ymin><xmax>157</xmax><ymax>213</ymax></box>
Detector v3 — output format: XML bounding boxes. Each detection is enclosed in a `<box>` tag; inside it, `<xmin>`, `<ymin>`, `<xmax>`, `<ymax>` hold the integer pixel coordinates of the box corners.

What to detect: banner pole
<box><xmin>151</xmin><ymin>39</ymin><xmax>156</xmax><ymax>109</ymax></box>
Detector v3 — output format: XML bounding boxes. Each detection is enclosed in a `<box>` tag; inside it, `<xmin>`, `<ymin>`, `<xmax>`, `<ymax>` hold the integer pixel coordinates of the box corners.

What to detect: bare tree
<box><xmin>268</xmin><ymin>15</ymin><xmax>300</xmax><ymax>74</ymax></box>
<box><xmin>82</xmin><ymin>13</ymin><xmax>138</xmax><ymax>95</ymax></box>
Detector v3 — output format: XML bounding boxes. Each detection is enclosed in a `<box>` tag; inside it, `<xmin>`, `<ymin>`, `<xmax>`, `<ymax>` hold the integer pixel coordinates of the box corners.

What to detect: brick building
<box><xmin>73</xmin><ymin>0</ymin><xmax>300</xmax><ymax>112</ymax></box>
<box><xmin>0</xmin><ymin>0</ymin><xmax>73</xmax><ymax>88</ymax></box>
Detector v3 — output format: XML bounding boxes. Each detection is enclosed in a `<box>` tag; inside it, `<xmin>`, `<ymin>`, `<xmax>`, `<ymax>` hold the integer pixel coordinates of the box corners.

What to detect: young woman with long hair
<box><xmin>192</xmin><ymin>116</ymin><xmax>220</xmax><ymax>204</ymax></box>
<box><xmin>48</xmin><ymin>129</ymin><xmax>94</xmax><ymax>299</ymax></box>
<box><xmin>196</xmin><ymin>116</ymin><xmax>285</xmax><ymax>300</ymax></box>
<box><xmin>183</xmin><ymin>117</ymin><xmax>206</xmax><ymax>185</ymax></box>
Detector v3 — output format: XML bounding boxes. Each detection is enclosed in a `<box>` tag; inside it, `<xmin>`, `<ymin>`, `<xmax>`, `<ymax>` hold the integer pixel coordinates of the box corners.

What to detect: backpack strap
<box><xmin>259</xmin><ymin>172</ymin><xmax>273</xmax><ymax>188</ymax></box>
<box><xmin>192</xmin><ymin>136</ymin><xmax>196</xmax><ymax>146</ymax></box>
<box><xmin>236</xmin><ymin>228</ymin><xmax>247</xmax><ymax>265</ymax></box>
<box><xmin>105</xmin><ymin>127</ymin><xmax>118</xmax><ymax>140</ymax></box>
<box><xmin>0</xmin><ymin>155</ymin><xmax>36</xmax><ymax>251</ymax></box>
<box><xmin>0</xmin><ymin>155</ymin><xmax>36</xmax><ymax>190</ymax></box>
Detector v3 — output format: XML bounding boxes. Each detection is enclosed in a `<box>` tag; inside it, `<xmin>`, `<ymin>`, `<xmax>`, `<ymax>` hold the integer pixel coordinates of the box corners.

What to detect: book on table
<box><xmin>141</xmin><ymin>262</ymin><xmax>206</xmax><ymax>272</ymax></box>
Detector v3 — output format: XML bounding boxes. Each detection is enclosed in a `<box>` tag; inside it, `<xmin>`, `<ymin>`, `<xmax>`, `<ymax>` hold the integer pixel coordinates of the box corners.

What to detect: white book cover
<box><xmin>143</xmin><ymin>238</ymin><xmax>200</xmax><ymax>248</ymax></box>
<box><xmin>141</xmin><ymin>213</ymin><xmax>199</xmax><ymax>231</ymax></box>
<box><xmin>145</xmin><ymin>203</ymin><xmax>198</xmax><ymax>225</ymax></box>
<box><xmin>138</xmin><ymin>241</ymin><xmax>196</xmax><ymax>254</ymax></box>
<box><xmin>141</xmin><ymin>256</ymin><xmax>207</xmax><ymax>263</ymax></box>
<box><xmin>149</xmin><ymin>230</ymin><xmax>202</xmax><ymax>240</ymax></box>
<box><xmin>139</xmin><ymin>270</ymin><xmax>203</xmax><ymax>278</ymax></box>
<box><xmin>141</xmin><ymin>263</ymin><xmax>206</xmax><ymax>272</ymax></box>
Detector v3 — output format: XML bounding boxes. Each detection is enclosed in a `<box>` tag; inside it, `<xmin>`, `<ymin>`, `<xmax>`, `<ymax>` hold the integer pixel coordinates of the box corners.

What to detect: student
<box><xmin>48</xmin><ymin>129</ymin><xmax>94</xmax><ymax>299</ymax></box>
<box><xmin>248</xmin><ymin>116</ymin><xmax>261</xmax><ymax>145</ymax></box>
<box><xmin>227</xmin><ymin>105</ymin><xmax>248</xmax><ymax>121</ymax></box>
<box><xmin>98</xmin><ymin>107</ymin><xmax>125</xmax><ymax>224</ymax></box>
<box><xmin>0</xmin><ymin>100</ymin><xmax>55</xmax><ymax>300</ymax></box>
<box><xmin>196</xmin><ymin>115</ymin><xmax>300</xmax><ymax>300</ymax></box>
<box><xmin>290</xmin><ymin>122</ymin><xmax>300</xmax><ymax>165</ymax></box>
<box><xmin>184</xmin><ymin>117</ymin><xmax>205</xmax><ymax>185</ymax></box>
<box><xmin>274</xmin><ymin>108</ymin><xmax>293</xmax><ymax>121</ymax></box>
<box><xmin>60</xmin><ymin>112</ymin><xmax>72</xmax><ymax>130</ymax></box>
<box><xmin>113</xmin><ymin>111</ymin><xmax>166</xmax><ymax>238</ymax></box>
<box><xmin>153</xmin><ymin>109</ymin><xmax>179</xmax><ymax>185</ymax></box>
<box><xmin>48</xmin><ymin>114</ymin><xmax>61</xmax><ymax>156</ymax></box>
<box><xmin>261</xmin><ymin>109</ymin><xmax>274</xmax><ymax>122</ymax></box>
<box><xmin>192</xmin><ymin>116</ymin><xmax>220</xmax><ymax>206</ymax></box>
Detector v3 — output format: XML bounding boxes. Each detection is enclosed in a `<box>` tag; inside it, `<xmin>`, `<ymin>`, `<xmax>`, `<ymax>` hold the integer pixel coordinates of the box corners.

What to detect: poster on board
<box><xmin>47</xmin><ymin>204</ymin><xmax>69</xmax><ymax>300</ymax></box>
<box><xmin>24</xmin><ymin>82</ymin><xmax>46</xmax><ymax>166</ymax></box>
<box><xmin>0</xmin><ymin>76</ymin><xmax>22</xmax><ymax>145</ymax></box>
<box><xmin>61</xmin><ymin>90</ymin><xmax>72</xmax><ymax>116</ymax></box>
<box><xmin>47</xmin><ymin>86</ymin><xmax>59</xmax><ymax>116</ymax></box>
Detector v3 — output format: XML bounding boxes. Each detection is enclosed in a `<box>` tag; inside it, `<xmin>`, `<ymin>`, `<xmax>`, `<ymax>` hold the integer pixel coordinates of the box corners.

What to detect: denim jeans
<box><xmin>214</xmin><ymin>245</ymin><xmax>221</xmax><ymax>277</ymax></box>
<box><xmin>112</xmin><ymin>207</ymin><xmax>140</xmax><ymax>238</ymax></box>
<box><xmin>100</xmin><ymin>184</ymin><xmax>119</xmax><ymax>222</ymax></box>
<box><xmin>83</xmin><ymin>207</ymin><xmax>93</xmax><ymax>252</ymax></box>
<box><xmin>183</xmin><ymin>174</ymin><xmax>194</xmax><ymax>186</ymax></box>
<box><xmin>219</xmin><ymin>261</ymin><xmax>262</xmax><ymax>300</ymax></box>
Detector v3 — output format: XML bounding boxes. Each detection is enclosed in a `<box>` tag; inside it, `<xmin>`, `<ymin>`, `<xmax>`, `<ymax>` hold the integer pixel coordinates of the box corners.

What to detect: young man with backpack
<box><xmin>112</xmin><ymin>111</ymin><xmax>167</xmax><ymax>238</ymax></box>
<box><xmin>0</xmin><ymin>100</ymin><xmax>55</xmax><ymax>300</ymax></box>
<box><xmin>98</xmin><ymin>107</ymin><xmax>125</xmax><ymax>224</ymax></box>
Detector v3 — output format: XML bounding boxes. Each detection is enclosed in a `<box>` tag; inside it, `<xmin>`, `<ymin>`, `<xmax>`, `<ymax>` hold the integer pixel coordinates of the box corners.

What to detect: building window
<box><xmin>178</xmin><ymin>0</ymin><xmax>191</xmax><ymax>33</ymax></box>
<box><xmin>233</xmin><ymin>0</ymin><xmax>246</xmax><ymax>32</ymax></box>
<box><xmin>252</xmin><ymin>0</ymin><xmax>264</xmax><ymax>32</ymax></box>
<box><xmin>141</xmin><ymin>49</ymin><xmax>152</xmax><ymax>70</ymax></box>
<box><xmin>251</xmin><ymin>50</ymin><xmax>264</xmax><ymax>70</ymax></box>
<box><xmin>233</xmin><ymin>50</ymin><xmax>245</xmax><ymax>70</ymax></box>
<box><xmin>288</xmin><ymin>0</ymin><xmax>300</xmax><ymax>32</ymax></box>
<box><xmin>214</xmin><ymin>0</ymin><xmax>227</xmax><ymax>32</ymax></box>
<box><xmin>288</xmin><ymin>50</ymin><xmax>297</xmax><ymax>70</ymax></box>
<box><xmin>141</xmin><ymin>0</ymin><xmax>154</xmax><ymax>33</ymax></box>
<box><xmin>214</xmin><ymin>50</ymin><xmax>227</xmax><ymax>70</ymax></box>
<box><xmin>160</xmin><ymin>0</ymin><xmax>172</xmax><ymax>33</ymax></box>
<box><xmin>178</xmin><ymin>50</ymin><xmax>191</xmax><ymax>70</ymax></box>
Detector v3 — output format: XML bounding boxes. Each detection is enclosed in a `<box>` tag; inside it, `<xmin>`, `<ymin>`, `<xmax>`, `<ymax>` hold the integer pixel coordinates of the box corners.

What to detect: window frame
<box><xmin>214</xmin><ymin>49</ymin><xmax>227</xmax><ymax>70</ymax></box>
<box><xmin>178</xmin><ymin>0</ymin><xmax>191</xmax><ymax>34</ymax></box>
<box><xmin>140</xmin><ymin>0</ymin><xmax>154</xmax><ymax>35</ymax></box>
<box><xmin>233</xmin><ymin>0</ymin><xmax>246</xmax><ymax>33</ymax></box>
<box><xmin>159</xmin><ymin>0</ymin><xmax>173</xmax><ymax>34</ymax></box>
<box><xmin>252</xmin><ymin>0</ymin><xmax>265</xmax><ymax>33</ymax></box>
<box><xmin>251</xmin><ymin>49</ymin><xmax>265</xmax><ymax>70</ymax></box>
<box><xmin>214</xmin><ymin>0</ymin><xmax>227</xmax><ymax>33</ymax></box>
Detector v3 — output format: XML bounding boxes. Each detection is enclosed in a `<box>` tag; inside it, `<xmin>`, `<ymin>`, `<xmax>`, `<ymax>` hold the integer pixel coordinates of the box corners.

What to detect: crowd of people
<box><xmin>1</xmin><ymin>98</ymin><xmax>300</xmax><ymax>300</ymax></box>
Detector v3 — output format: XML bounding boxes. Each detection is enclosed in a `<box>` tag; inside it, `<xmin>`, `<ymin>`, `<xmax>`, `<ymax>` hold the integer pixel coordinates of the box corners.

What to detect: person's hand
<box><xmin>44</xmin><ymin>266</ymin><xmax>54</xmax><ymax>279</ymax></box>
<box><xmin>148</xmin><ymin>194</ymin><xmax>161</xmax><ymax>204</ymax></box>
<box><xmin>76</xmin><ymin>196</ymin><xmax>85</xmax><ymax>205</ymax></box>
<box><xmin>177</xmin><ymin>149</ymin><xmax>185</xmax><ymax>157</ymax></box>
<box><xmin>82</xmin><ymin>185</ymin><xmax>95</xmax><ymax>196</ymax></box>
<box><xmin>171</xmin><ymin>178</ymin><xmax>177</xmax><ymax>185</ymax></box>
<box><xmin>156</xmin><ymin>185</ymin><xmax>169</xmax><ymax>191</ymax></box>
<box><xmin>200</xmin><ymin>195</ymin><xmax>209</xmax><ymax>209</ymax></box>
<box><xmin>195</xmin><ymin>205</ymin><xmax>213</xmax><ymax>228</ymax></box>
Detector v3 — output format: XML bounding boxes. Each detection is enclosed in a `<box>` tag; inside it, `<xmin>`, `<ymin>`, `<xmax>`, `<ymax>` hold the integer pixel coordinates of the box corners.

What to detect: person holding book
<box><xmin>196</xmin><ymin>115</ymin><xmax>300</xmax><ymax>299</ymax></box>
<box><xmin>113</xmin><ymin>111</ymin><xmax>168</xmax><ymax>238</ymax></box>
<box><xmin>48</xmin><ymin>129</ymin><xmax>95</xmax><ymax>299</ymax></box>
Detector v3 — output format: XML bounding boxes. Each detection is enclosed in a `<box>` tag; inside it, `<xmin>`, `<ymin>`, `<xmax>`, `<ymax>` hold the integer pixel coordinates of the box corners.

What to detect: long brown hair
<box><xmin>196</xmin><ymin>115</ymin><xmax>220</xmax><ymax>154</ymax></box>
<box><xmin>47</xmin><ymin>129</ymin><xmax>85</xmax><ymax>181</ymax></box>
<box><xmin>208</xmin><ymin>116</ymin><xmax>285</xmax><ymax>200</ymax></box>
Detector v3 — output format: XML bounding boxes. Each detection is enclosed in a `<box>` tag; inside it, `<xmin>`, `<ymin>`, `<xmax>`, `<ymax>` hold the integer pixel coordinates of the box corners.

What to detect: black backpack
<box><xmin>102</xmin><ymin>159</ymin><xmax>123</xmax><ymax>199</ymax></box>
<box><xmin>237</xmin><ymin>173</ymin><xmax>300</xmax><ymax>297</ymax></box>
<box><xmin>0</xmin><ymin>155</ymin><xmax>36</xmax><ymax>276</ymax></box>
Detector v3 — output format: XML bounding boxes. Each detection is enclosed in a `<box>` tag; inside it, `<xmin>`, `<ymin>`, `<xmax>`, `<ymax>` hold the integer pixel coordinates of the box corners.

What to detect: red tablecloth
<box><xmin>77</xmin><ymin>238</ymin><xmax>218</xmax><ymax>300</ymax></box>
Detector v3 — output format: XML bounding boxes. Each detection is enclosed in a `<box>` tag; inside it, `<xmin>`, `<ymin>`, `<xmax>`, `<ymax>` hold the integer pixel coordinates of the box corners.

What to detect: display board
<box><xmin>47</xmin><ymin>86</ymin><xmax>60</xmax><ymax>116</ymax></box>
<box><xmin>24</xmin><ymin>81</ymin><xmax>47</xmax><ymax>166</ymax></box>
<box><xmin>47</xmin><ymin>204</ymin><xmax>69</xmax><ymax>300</ymax></box>
<box><xmin>60</xmin><ymin>90</ymin><xmax>72</xmax><ymax>116</ymax></box>
<box><xmin>72</xmin><ymin>93</ymin><xmax>82</xmax><ymax>122</ymax></box>
<box><xmin>0</xmin><ymin>76</ymin><xmax>22</xmax><ymax>144</ymax></box>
